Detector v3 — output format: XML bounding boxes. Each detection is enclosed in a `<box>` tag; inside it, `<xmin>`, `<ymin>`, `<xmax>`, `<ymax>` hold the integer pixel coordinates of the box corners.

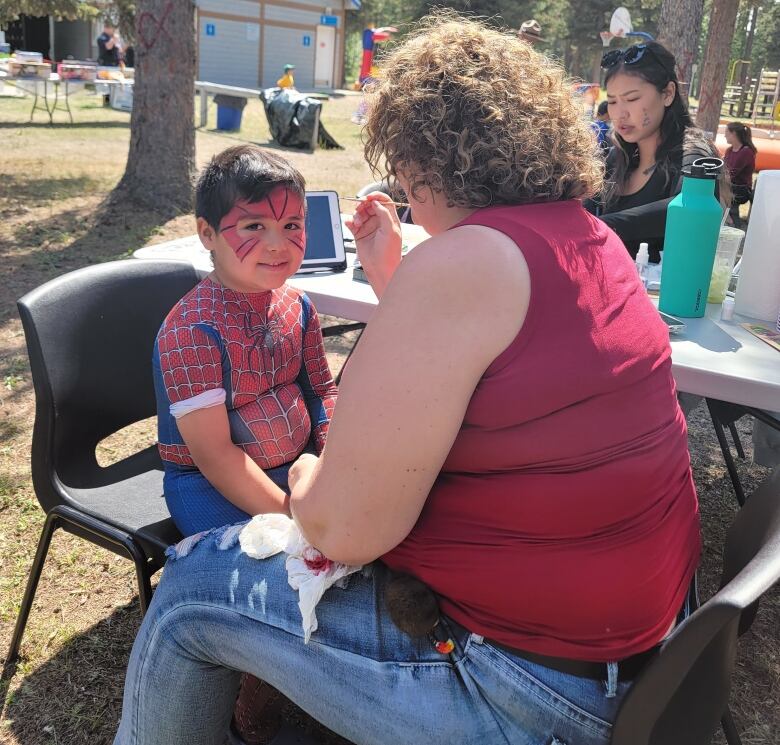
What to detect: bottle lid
<box><xmin>637</xmin><ymin>242</ymin><xmax>650</xmax><ymax>262</ymax></box>
<box><xmin>684</xmin><ymin>156</ymin><xmax>724</xmax><ymax>179</ymax></box>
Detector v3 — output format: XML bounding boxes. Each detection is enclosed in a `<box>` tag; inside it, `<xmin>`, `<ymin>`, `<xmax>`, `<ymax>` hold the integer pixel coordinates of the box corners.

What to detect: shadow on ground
<box><xmin>1</xmin><ymin>595</ymin><xmax>352</xmax><ymax>745</ymax></box>
<box><xmin>0</xmin><ymin>121</ymin><xmax>130</xmax><ymax>130</ymax></box>
<box><xmin>0</xmin><ymin>191</ymin><xmax>180</xmax><ymax>325</ymax></box>
<box><xmin>1</xmin><ymin>601</ymin><xmax>139</xmax><ymax>745</ymax></box>
<box><xmin>0</xmin><ymin>175</ymin><xmax>103</xmax><ymax>205</ymax></box>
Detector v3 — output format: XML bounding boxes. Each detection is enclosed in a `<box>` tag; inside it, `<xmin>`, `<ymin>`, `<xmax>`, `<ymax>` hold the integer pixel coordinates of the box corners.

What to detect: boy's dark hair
<box><xmin>196</xmin><ymin>145</ymin><xmax>306</xmax><ymax>231</ymax></box>
<box><xmin>597</xmin><ymin>100</ymin><xmax>609</xmax><ymax>117</ymax></box>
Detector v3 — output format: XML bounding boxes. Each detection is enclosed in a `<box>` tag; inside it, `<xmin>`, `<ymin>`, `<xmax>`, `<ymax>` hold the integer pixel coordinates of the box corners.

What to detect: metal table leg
<box><xmin>706</xmin><ymin>397</ymin><xmax>747</xmax><ymax>506</ymax></box>
<box><xmin>29</xmin><ymin>80</ymin><xmax>51</xmax><ymax>123</ymax></box>
<box><xmin>50</xmin><ymin>81</ymin><xmax>74</xmax><ymax>123</ymax></box>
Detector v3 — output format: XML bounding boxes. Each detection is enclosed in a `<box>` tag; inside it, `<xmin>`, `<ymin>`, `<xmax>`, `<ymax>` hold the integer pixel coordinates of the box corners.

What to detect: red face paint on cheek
<box><xmin>219</xmin><ymin>190</ymin><xmax>305</xmax><ymax>263</ymax></box>
<box><xmin>267</xmin><ymin>188</ymin><xmax>306</xmax><ymax>256</ymax></box>
<box><xmin>219</xmin><ymin>201</ymin><xmax>262</xmax><ymax>261</ymax></box>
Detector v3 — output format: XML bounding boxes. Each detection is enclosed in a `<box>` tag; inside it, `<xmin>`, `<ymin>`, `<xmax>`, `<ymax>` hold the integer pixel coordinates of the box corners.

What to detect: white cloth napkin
<box><xmin>239</xmin><ymin>514</ymin><xmax>362</xmax><ymax>643</ymax></box>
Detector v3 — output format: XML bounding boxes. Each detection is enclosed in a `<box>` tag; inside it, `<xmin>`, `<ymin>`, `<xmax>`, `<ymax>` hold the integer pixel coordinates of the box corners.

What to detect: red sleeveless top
<box><xmin>382</xmin><ymin>201</ymin><xmax>700</xmax><ymax>662</ymax></box>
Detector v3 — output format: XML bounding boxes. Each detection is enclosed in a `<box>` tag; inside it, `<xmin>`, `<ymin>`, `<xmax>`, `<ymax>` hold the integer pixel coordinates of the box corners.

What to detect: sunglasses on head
<box><xmin>601</xmin><ymin>44</ymin><xmax>654</xmax><ymax>70</ymax></box>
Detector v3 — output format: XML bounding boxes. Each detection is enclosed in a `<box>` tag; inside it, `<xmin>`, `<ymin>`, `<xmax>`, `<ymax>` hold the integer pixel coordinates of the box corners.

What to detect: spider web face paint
<box><xmin>219</xmin><ymin>188</ymin><xmax>306</xmax><ymax>263</ymax></box>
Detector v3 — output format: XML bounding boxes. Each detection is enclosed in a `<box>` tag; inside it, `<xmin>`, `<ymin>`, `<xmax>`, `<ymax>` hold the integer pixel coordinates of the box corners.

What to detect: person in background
<box><xmin>591</xmin><ymin>100</ymin><xmax>612</xmax><ymax>153</ymax></box>
<box><xmin>122</xmin><ymin>45</ymin><xmax>135</xmax><ymax>69</ymax></box>
<box><xmin>97</xmin><ymin>21</ymin><xmax>121</xmax><ymax>66</ymax></box>
<box><xmin>113</xmin><ymin>14</ymin><xmax>699</xmax><ymax>745</ymax></box>
<box><xmin>277</xmin><ymin>64</ymin><xmax>296</xmax><ymax>89</ymax></box>
<box><xmin>518</xmin><ymin>18</ymin><xmax>544</xmax><ymax>44</ymax></box>
<box><xmin>723</xmin><ymin>121</ymin><xmax>756</xmax><ymax>229</ymax></box>
<box><xmin>586</xmin><ymin>42</ymin><xmax>725</xmax><ymax>264</ymax></box>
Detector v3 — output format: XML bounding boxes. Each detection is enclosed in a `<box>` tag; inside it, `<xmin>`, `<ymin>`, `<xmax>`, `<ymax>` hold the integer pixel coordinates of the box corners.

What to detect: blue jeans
<box><xmin>114</xmin><ymin>526</ymin><xmax>630</xmax><ymax>745</ymax></box>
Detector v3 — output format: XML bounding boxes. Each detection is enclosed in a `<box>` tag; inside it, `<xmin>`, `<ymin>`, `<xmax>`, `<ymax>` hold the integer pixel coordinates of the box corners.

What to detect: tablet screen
<box><xmin>303</xmin><ymin>191</ymin><xmax>347</xmax><ymax>271</ymax></box>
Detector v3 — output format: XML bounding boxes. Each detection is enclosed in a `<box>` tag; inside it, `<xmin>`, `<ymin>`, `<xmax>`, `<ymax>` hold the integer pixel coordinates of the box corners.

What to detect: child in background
<box><xmin>277</xmin><ymin>63</ymin><xmax>296</xmax><ymax>89</ymax></box>
<box><xmin>153</xmin><ymin>144</ymin><xmax>337</xmax><ymax>536</ymax></box>
<box><xmin>723</xmin><ymin>121</ymin><xmax>757</xmax><ymax>229</ymax></box>
<box><xmin>591</xmin><ymin>100</ymin><xmax>611</xmax><ymax>153</ymax></box>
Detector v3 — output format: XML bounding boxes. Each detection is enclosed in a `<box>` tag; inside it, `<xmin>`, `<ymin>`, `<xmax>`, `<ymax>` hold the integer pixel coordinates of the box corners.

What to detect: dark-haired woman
<box><xmin>723</xmin><ymin>121</ymin><xmax>757</xmax><ymax>229</ymax></box>
<box><xmin>587</xmin><ymin>42</ymin><xmax>724</xmax><ymax>264</ymax></box>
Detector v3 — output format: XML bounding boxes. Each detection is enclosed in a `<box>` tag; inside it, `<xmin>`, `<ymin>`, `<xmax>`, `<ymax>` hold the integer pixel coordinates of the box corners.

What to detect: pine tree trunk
<box><xmin>737</xmin><ymin>3</ymin><xmax>759</xmax><ymax>116</ymax></box>
<box><xmin>696</xmin><ymin>0</ymin><xmax>740</xmax><ymax>137</ymax></box>
<box><xmin>116</xmin><ymin>0</ymin><xmax>196</xmax><ymax>215</ymax></box>
<box><xmin>657</xmin><ymin>0</ymin><xmax>705</xmax><ymax>97</ymax></box>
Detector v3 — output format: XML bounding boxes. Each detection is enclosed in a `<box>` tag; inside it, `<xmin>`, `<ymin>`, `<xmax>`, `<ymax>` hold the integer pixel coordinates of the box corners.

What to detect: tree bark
<box><xmin>737</xmin><ymin>3</ymin><xmax>759</xmax><ymax>116</ymax></box>
<box><xmin>116</xmin><ymin>0</ymin><xmax>196</xmax><ymax>215</ymax></box>
<box><xmin>696</xmin><ymin>0</ymin><xmax>740</xmax><ymax>136</ymax></box>
<box><xmin>657</xmin><ymin>0</ymin><xmax>705</xmax><ymax>97</ymax></box>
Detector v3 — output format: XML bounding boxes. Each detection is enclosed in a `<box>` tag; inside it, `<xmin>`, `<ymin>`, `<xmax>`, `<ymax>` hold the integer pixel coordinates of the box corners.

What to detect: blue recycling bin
<box><xmin>214</xmin><ymin>94</ymin><xmax>247</xmax><ymax>131</ymax></box>
<box><xmin>217</xmin><ymin>106</ymin><xmax>242</xmax><ymax>131</ymax></box>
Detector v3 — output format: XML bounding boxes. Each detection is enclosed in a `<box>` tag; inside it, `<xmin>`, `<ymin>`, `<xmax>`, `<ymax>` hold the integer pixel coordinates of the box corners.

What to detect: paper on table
<box><xmin>741</xmin><ymin>323</ymin><xmax>780</xmax><ymax>353</ymax></box>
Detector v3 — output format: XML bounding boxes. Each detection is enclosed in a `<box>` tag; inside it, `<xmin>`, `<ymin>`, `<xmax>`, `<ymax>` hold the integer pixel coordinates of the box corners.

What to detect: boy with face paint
<box><xmin>152</xmin><ymin>145</ymin><xmax>337</xmax><ymax>536</ymax></box>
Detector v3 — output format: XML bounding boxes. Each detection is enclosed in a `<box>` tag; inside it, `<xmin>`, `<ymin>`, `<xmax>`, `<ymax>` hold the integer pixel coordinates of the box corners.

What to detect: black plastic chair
<box><xmin>611</xmin><ymin>466</ymin><xmax>780</xmax><ymax>745</ymax></box>
<box><xmin>5</xmin><ymin>259</ymin><xmax>199</xmax><ymax>666</ymax></box>
<box><xmin>707</xmin><ymin>398</ymin><xmax>780</xmax><ymax>506</ymax></box>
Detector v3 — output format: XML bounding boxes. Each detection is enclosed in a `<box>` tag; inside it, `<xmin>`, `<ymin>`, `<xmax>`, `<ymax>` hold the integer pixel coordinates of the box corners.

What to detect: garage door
<box><xmin>261</xmin><ymin>25</ymin><xmax>315</xmax><ymax>89</ymax></box>
<box><xmin>199</xmin><ymin>17</ymin><xmax>259</xmax><ymax>89</ymax></box>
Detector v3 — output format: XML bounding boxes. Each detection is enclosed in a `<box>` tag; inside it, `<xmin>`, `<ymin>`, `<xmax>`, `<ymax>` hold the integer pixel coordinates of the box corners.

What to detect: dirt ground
<box><xmin>0</xmin><ymin>86</ymin><xmax>777</xmax><ymax>745</ymax></box>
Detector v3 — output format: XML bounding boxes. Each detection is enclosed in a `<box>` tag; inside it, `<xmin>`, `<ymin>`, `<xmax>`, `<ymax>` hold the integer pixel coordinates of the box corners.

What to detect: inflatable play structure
<box><xmin>359</xmin><ymin>26</ymin><xmax>397</xmax><ymax>83</ymax></box>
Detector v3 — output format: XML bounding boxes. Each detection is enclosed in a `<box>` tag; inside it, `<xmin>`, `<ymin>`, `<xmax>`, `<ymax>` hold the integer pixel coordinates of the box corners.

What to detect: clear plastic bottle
<box><xmin>635</xmin><ymin>242</ymin><xmax>650</xmax><ymax>289</ymax></box>
<box><xmin>721</xmin><ymin>296</ymin><xmax>735</xmax><ymax>321</ymax></box>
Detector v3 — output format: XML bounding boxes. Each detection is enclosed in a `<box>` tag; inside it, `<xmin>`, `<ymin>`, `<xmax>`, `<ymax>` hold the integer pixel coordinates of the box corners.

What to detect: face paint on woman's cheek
<box><xmin>641</xmin><ymin>108</ymin><xmax>651</xmax><ymax>127</ymax></box>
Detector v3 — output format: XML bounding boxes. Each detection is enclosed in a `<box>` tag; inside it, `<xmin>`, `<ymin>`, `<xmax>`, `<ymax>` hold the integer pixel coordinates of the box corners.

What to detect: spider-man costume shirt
<box><xmin>153</xmin><ymin>277</ymin><xmax>337</xmax><ymax>534</ymax></box>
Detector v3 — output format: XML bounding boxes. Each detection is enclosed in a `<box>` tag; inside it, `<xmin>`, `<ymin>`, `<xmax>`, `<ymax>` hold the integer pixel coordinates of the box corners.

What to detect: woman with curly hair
<box><xmin>587</xmin><ymin>42</ymin><xmax>725</xmax><ymax>264</ymax></box>
<box><xmin>114</xmin><ymin>13</ymin><xmax>699</xmax><ymax>745</ymax></box>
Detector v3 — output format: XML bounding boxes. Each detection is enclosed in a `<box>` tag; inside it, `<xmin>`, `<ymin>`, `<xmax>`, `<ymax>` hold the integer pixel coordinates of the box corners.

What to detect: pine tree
<box><xmin>697</xmin><ymin>0</ymin><xmax>741</xmax><ymax>135</ymax></box>
<box><xmin>115</xmin><ymin>0</ymin><xmax>195</xmax><ymax>214</ymax></box>
<box><xmin>0</xmin><ymin>0</ymin><xmax>98</xmax><ymax>21</ymax></box>
<box><xmin>657</xmin><ymin>0</ymin><xmax>706</xmax><ymax>95</ymax></box>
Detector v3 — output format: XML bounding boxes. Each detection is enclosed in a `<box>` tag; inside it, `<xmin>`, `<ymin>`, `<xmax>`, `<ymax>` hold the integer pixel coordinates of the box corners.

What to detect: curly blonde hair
<box><xmin>363</xmin><ymin>12</ymin><xmax>603</xmax><ymax>207</ymax></box>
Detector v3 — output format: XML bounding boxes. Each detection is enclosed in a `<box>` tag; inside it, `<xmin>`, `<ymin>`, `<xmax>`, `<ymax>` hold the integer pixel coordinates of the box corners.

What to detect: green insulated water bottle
<box><xmin>659</xmin><ymin>157</ymin><xmax>724</xmax><ymax>318</ymax></box>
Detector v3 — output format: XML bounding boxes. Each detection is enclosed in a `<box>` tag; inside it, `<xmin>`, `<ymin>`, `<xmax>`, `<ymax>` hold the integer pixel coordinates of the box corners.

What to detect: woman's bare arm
<box><xmin>290</xmin><ymin>224</ymin><xmax>530</xmax><ymax>565</ymax></box>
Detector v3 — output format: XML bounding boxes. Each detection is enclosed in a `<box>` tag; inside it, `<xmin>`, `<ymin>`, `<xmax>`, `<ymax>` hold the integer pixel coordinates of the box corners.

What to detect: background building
<box><xmin>196</xmin><ymin>0</ymin><xmax>357</xmax><ymax>90</ymax></box>
<box><xmin>1</xmin><ymin>16</ymin><xmax>96</xmax><ymax>62</ymax></box>
<box><xmin>2</xmin><ymin>1</ymin><xmax>359</xmax><ymax>91</ymax></box>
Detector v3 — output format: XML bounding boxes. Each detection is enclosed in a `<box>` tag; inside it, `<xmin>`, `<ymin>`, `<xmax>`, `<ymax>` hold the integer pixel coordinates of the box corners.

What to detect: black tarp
<box><xmin>260</xmin><ymin>87</ymin><xmax>343</xmax><ymax>150</ymax></box>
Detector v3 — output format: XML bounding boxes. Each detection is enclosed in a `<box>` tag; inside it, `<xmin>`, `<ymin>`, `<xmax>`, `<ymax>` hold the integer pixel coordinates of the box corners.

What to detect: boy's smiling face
<box><xmin>198</xmin><ymin>187</ymin><xmax>306</xmax><ymax>293</ymax></box>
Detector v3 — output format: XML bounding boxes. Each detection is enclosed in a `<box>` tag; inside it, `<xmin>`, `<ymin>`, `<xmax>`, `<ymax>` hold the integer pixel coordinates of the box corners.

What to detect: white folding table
<box><xmin>133</xmin><ymin>231</ymin><xmax>780</xmax><ymax>412</ymax></box>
